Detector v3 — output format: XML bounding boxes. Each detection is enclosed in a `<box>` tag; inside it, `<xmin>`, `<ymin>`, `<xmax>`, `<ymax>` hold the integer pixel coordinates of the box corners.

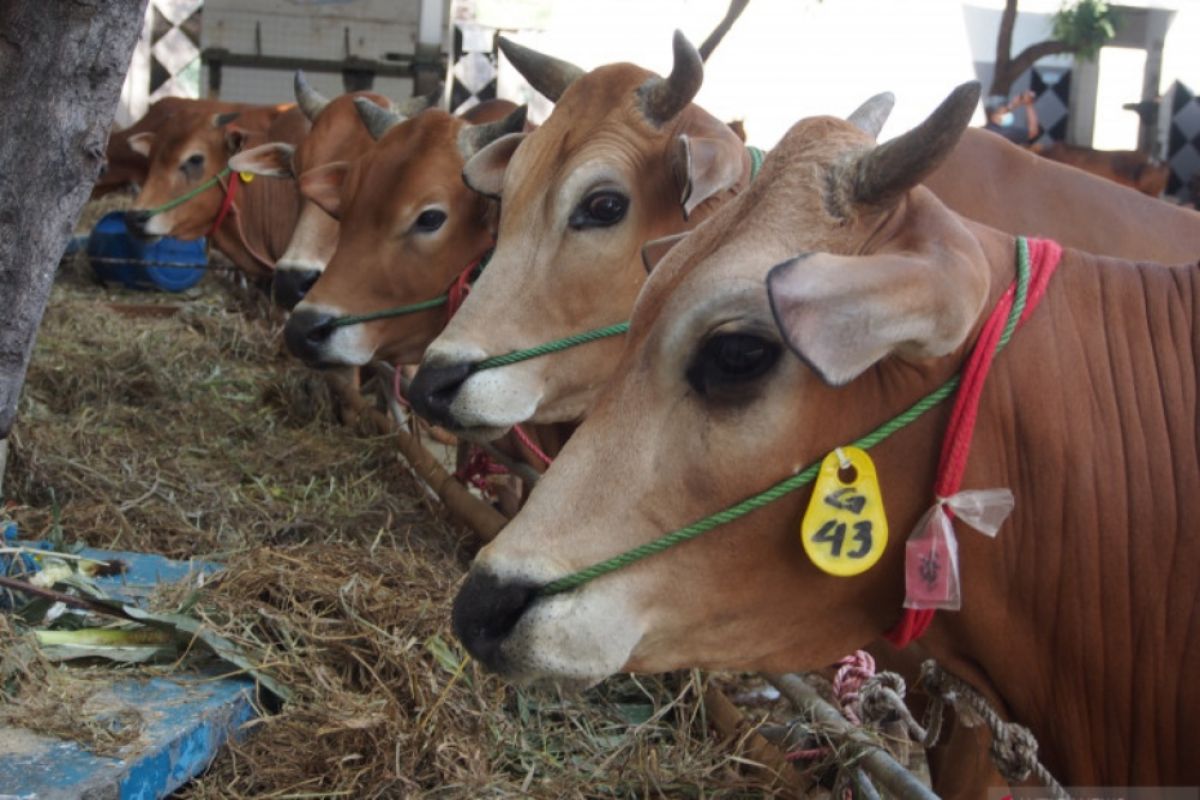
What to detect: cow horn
<box><xmin>846</xmin><ymin>91</ymin><xmax>895</xmax><ymax>140</ymax></box>
<box><xmin>851</xmin><ymin>81</ymin><xmax>980</xmax><ymax>208</ymax></box>
<box><xmin>497</xmin><ymin>37</ymin><xmax>584</xmax><ymax>102</ymax></box>
<box><xmin>294</xmin><ymin>70</ymin><xmax>330</xmax><ymax>121</ymax></box>
<box><xmin>354</xmin><ymin>97</ymin><xmax>405</xmax><ymax>141</ymax></box>
<box><xmin>698</xmin><ymin>0</ymin><xmax>751</xmax><ymax>62</ymax></box>
<box><xmin>458</xmin><ymin>105</ymin><xmax>528</xmax><ymax>159</ymax></box>
<box><xmin>398</xmin><ymin>81</ymin><xmax>444</xmax><ymax>117</ymax></box>
<box><xmin>637</xmin><ymin>31</ymin><xmax>704</xmax><ymax>128</ymax></box>
<box><xmin>213</xmin><ymin>111</ymin><xmax>240</xmax><ymax>128</ymax></box>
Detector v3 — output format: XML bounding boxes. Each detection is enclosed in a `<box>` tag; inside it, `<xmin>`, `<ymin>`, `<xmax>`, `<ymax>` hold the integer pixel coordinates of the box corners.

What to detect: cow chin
<box><xmin>447</xmin><ymin>370</ymin><xmax>544</xmax><ymax>439</ymax></box>
<box><xmin>493</xmin><ymin>585</ymin><xmax>644</xmax><ymax>687</ymax></box>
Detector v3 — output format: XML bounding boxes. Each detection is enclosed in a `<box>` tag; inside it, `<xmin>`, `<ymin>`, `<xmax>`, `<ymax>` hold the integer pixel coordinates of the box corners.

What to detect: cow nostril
<box><xmin>283</xmin><ymin>309</ymin><xmax>336</xmax><ymax>362</ymax></box>
<box><xmin>452</xmin><ymin>568</ymin><xmax>539</xmax><ymax>673</ymax></box>
<box><xmin>271</xmin><ymin>268</ymin><xmax>322</xmax><ymax>310</ymax></box>
<box><xmin>408</xmin><ymin>360</ymin><xmax>475</xmax><ymax>427</ymax></box>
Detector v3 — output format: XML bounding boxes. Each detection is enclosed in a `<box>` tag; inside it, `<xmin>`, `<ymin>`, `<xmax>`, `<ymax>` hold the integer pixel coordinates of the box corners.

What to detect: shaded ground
<box><xmin>3</xmin><ymin>204</ymin><xmax>786</xmax><ymax>798</ymax></box>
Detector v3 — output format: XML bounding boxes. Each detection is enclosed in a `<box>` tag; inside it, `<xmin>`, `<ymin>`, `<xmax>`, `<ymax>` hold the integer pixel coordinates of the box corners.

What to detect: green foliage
<box><xmin>1053</xmin><ymin>0</ymin><xmax>1117</xmax><ymax>60</ymax></box>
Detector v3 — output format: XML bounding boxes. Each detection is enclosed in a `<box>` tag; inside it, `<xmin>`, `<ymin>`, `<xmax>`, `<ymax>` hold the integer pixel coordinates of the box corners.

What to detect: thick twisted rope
<box><xmin>747</xmin><ymin>145</ymin><xmax>767</xmax><ymax>181</ymax></box>
<box><xmin>327</xmin><ymin>252</ymin><xmax>492</xmax><ymax>329</ymax></box>
<box><xmin>540</xmin><ymin>238</ymin><xmax>1034</xmax><ymax>596</ymax></box>
<box><xmin>918</xmin><ymin>660</ymin><xmax>1068</xmax><ymax>798</ymax></box>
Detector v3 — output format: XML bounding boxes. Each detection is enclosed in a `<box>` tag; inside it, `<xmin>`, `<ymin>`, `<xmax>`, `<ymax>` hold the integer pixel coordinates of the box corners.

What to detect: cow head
<box><xmin>283</xmin><ymin>103</ymin><xmax>527</xmax><ymax>367</ymax></box>
<box><xmin>451</xmin><ymin>83</ymin><xmax>990</xmax><ymax>684</ymax></box>
<box><xmin>124</xmin><ymin>106</ymin><xmax>271</xmax><ymax>241</ymax></box>
<box><xmin>230</xmin><ymin>73</ymin><xmax>394</xmax><ymax>309</ymax></box>
<box><xmin>408</xmin><ymin>33</ymin><xmax>751</xmax><ymax>439</ymax></box>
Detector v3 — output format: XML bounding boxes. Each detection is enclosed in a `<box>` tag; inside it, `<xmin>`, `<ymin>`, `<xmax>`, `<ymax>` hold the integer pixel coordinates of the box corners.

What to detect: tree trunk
<box><xmin>0</xmin><ymin>0</ymin><xmax>148</xmax><ymax>479</ymax></box>
<box><xmin>988</xmin><ymin>0</ymin><xmax>1076</xmax><ymax>98</ymax></box>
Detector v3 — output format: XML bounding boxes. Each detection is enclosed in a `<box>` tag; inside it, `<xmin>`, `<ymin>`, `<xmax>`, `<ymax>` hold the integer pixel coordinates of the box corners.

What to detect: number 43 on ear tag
<box><xmin>800</xmin><ymin>447</ymin><xmax>888</xmax><ymax>576</ymax></box>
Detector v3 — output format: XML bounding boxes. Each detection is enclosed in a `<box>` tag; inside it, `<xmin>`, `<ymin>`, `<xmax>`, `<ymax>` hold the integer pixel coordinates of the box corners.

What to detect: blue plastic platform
<box><xmin>87</xmin><ymin>211</ymin><xmax>207</xmax><ymax>292</ymax></box>
<box><xmin>0</xmin><ymin>543</ymin><xmax>257</xmax><ymax>800</ymax></box>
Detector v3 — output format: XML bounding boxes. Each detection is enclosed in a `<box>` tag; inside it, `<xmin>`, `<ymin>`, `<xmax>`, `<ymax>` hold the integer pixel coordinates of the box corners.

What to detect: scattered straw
<box><xmin>4</xmin><ymin>204</ymin><xmax>788</xmax><ymax>798</ymax></box>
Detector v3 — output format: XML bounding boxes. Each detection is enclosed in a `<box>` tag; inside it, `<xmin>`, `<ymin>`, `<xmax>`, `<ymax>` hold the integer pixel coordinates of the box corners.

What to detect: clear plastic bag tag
<box><xmin>902</xmin><ymin>504</ymin><xmax>961</xmax><ymax>611</ymax></box>
<box><xmin>944</xmin><ymin>489</ymin><xmax>1014</xmax><ymax>538</ymax></box>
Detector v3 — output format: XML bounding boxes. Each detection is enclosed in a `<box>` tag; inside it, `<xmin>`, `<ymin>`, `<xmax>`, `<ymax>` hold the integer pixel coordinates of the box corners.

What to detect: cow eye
<box><xmin>687</xmin><ymin>332</ymin><xmax>781</xmax><ymax>398</ymax></box>
<box><xmin>569</xmin><ymin>190</ymin><xmax>628</xmax><ymax>229</ymax></box>
<box><xmin>181</xmin><ymin>153</ymin><xmax>204</xmax><ymax>177</ymax></box>
<box><xmin>413</xmin><ymin>208</ymin><xmax>447</xmax><ymax>233</ymax></box>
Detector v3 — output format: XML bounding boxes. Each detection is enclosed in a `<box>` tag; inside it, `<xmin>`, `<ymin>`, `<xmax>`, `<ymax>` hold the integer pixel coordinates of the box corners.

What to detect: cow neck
<box><xmin>209</xmin><ymin>170</ymin><xmax>276</xmax><ymax>277</ymax></box>
<box><xmin>536</xmin><ymin>238</ymin><xmax>1062</xmax><ymax>611</ymax></box>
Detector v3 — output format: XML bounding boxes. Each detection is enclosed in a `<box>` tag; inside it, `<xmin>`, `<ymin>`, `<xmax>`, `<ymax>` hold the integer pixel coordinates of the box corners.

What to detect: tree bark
<box><xmin>0</xmin><ymin>0</ymin><xmax>148</xmax><ymax>451</ymax></box>
<box><xmin>988</xmin><ymin>0</ymin><xmax>1075</xmax><ymax>97</ymax></box>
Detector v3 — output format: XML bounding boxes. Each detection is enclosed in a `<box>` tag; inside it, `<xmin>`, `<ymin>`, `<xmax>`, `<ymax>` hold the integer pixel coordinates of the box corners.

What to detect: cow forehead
<box><xmin>346</xmin><ymin>112</ymin><xmax>471</xmax><ymax>218</ymax></box>
<box><xmin>295</xmin><ymin>92</ymin><xmax>384</xmax><ymax>171</ymax></box>
<box><xmin>629</xmin><ymin>117</ymin><xmax>874</xmax><ymax>336</ymax></box>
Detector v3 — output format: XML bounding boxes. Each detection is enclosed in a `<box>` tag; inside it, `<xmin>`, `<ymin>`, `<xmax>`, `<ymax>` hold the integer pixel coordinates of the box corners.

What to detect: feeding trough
<box><xmin>86</xmin><ymin>211</ymin><xmax>207</xmax><ymax>292</ymax></box>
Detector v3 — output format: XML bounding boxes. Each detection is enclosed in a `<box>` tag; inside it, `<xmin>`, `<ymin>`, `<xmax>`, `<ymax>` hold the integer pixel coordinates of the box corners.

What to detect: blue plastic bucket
<box><xmin>87</xmin><ymin>211</ymin><xmax>207</xmax><ymax>291</ymax></box>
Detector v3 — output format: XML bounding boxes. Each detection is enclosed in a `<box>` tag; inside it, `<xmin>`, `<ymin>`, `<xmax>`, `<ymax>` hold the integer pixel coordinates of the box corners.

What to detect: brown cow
<box><xmin>408</xmin><ymin>37</ymin><xmax>1200</xmax><ymax>441</ymax></box>
<box><xmin>229</xmin><ymin>73</ymin><xmax>394</xmax><ymax>308</ymax></box>
<box><xmin>281</xmin><ymin>101</ymin><xmax>527</xmax><ymax>367</ymax></box>
<box><xmin>123</xmin><ymin>104</ymin><xmax>308</xmax><ymax>280</ymax></box>
<box><xmin>1034</xmin><ymin>140</ymin><xmax>1170</xmax><ymax>197</ymax></box>
<box><xmin>94</xmin><ymin>97</ymin><xmax>240</xmax><ymax>199</ymax></box>
<box><xmin>450</xmin><ymin>81</ymin><xmax>1200</xmax><ymax>789</ymax></box>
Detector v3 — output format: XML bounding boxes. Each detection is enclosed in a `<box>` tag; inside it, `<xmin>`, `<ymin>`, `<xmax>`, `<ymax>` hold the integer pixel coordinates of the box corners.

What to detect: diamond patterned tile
<box><xmin>454</xmin><ymin>51</ymin><xmax>497</xmax><ymax>95</ymax></box>
<box><xmin>152</xmin><ymin>0</ymin><xmax>203</xmax><ymax>27</ymax></box>
<box><xmin>152</xmin><ymin>25</ymin><xmax>199</xmax><ymax>77</ymax></box>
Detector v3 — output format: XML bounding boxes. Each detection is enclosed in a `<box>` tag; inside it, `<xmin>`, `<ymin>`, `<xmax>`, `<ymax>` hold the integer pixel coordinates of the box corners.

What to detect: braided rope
<box><xmin>539</xmin><ymin>238</ymin><xmax>1033</xmax><ymax>596</ymax></box>
<box><xmin>472</xmin><ymin>322</ymin><xmax>631</xmax><ymax>372</ymax></box>
<box><xmin>747</xmin><ymin>145</ymin><xmax>767</xmax><ymax>181</ymax></box>
<box><xmin>146</xmin><ymin>167</ymin><xmax>232</xmax><ymax>217</ymax></box>
<box><xmin>328</xmin><ymin>296</ymin><xmax>449</xmax><ymax>328</ymax></box>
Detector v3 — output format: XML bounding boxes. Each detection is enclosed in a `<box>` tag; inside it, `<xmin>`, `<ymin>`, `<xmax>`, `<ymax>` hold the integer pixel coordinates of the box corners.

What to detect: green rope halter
<box><xmin>539</xmin><ymin>237</ymin><xmax>1033</xmax><ymax>596</ymax></box>
<box><xmin>747</xmin><ymin>146</ymin><xmax>767</xmax><ymax>182</ymax></box>
<box><xmin>468</xmin><ymin>146</ymin><xmax>769</xmax><ymax>372</ymax></box>
<box><xmin>326</xmin><ymin>251</ymin><xmax>493</xmax><ymax>329</ymax></box>
<box><xmin>145</xmin><ymin>166</ymin><xmax>232</xmax><ymax>217</ymax></box>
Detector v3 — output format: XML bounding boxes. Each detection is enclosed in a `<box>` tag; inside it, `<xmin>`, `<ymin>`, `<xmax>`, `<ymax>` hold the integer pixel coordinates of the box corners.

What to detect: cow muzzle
<box><xmin>452</xmin><ymin>567</ymin><xmax>540</xmax><ymax>675</ymax></box>
<box><xmin>272</xmin><ymin>267</ymin><xmax>321</xmax><ymax>310</ymax></box>
<box><xmin>408</xmin><ymin>360</ymin><xmax>474</xmax><ymax>429</ymax></box>
<box><xmin>123</xmin><ymin>209</ymin><xmax>160</xmax><ymax>242</ymax></box>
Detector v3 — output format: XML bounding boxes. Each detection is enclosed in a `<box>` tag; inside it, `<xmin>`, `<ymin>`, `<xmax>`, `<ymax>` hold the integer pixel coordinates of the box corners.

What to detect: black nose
<box><xmin>452</xmin><ymin>568</ymin><xmax>539</xmax><ymax>673</ymax></box>
<box><xmin>124</xmin><ymin>209</ymin><xmax>152</xmax><ymax>239</ymax></box>
<box><xmin>284</xmin><ymin>308</ymin><xmax>336</xmax><ymax>363</ymax></box>
<box><xmin>408</xmin><ymin>360</ymin><xmax>474</xmax><ymax>428</ymax></box>
<box><xmin>272</xmin><ymin>268</ymin><xmax>321</xmax><ymax>310</ymax></box>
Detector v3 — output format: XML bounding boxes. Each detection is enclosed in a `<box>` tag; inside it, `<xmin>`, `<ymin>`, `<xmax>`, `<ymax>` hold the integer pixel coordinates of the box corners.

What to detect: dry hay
<box><xmin>3</xmin><ymin>209</ymin><xmax>789</xmax><ymax>798</ymax></box>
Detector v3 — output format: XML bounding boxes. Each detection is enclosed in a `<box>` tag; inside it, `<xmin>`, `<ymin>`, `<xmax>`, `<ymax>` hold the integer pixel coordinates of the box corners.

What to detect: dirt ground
<box><xmin>2</xmin><ymin>198</ymin><xmax>789</xmax><ymax>798</ymax></box>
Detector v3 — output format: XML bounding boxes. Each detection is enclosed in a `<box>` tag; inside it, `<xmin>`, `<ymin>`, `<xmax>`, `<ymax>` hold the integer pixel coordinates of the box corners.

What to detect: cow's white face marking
<box><xmin>276</xmin><ymin>203</ymin><xmax>339</xmax><ymax>276</ymax></box>
<box><xmin>475</xmin><ymin>549</ymin><xmax>643</xmax><ymax>685</ymax></box>
<box><xmin>293</xmin><ymin>300</ymin><xmax>374</xmax><ymax>366</ymax></box>
<box><xmin>422</xmin><ymin>341</ymin><xmax>543</xmax><ymax>440</ymax></box>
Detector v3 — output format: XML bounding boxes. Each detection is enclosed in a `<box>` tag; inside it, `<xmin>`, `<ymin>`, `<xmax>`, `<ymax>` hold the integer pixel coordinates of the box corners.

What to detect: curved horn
<box><xmin>846</xmin><ymin>91</ymin><xmax>895</xmax><ymax>140</ymax></box>
<box><xmin>637</xmin><ymin>31</ymin><xmax>704</xmax><ymax>128</ymax></box>
<box><xmin>458</xmin><ymin>105</ymin><xmax>528</xmax><ymax>159</ymax></box>
<box><xmin>354</xmin><ymin>96</ymin><xmax>405</xmax><ymax>141</ymax></box>
<box><xmin>497</xmin><ymin>37</ymin><xmax>584</xmax><ymax>102</ymax></box>
<box><xmin>398</xmin><ymin>81</ymin><xmax>444</xmax><ymax>117</ymax></box>
<box><xmin>851</xmin><ymin>82</ymin><xmax>980</xmax><ymax>208</ymax></box>
<box><xmin>294</xmin><ymin>70</ymin><xmax>331</xmax><ymax>121</ymax></box>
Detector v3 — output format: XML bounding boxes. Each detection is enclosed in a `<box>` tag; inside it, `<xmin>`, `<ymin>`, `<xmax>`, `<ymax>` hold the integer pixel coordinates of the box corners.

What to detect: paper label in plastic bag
<box><xmin>903</xmin><ymin>504</ymin><xmax>961</xmax><ymax>611</ymax></box>
<box><xmin>944</xmin><ymin>489</ymin><xmax>1014</xmax><ymax>537</ymax></box>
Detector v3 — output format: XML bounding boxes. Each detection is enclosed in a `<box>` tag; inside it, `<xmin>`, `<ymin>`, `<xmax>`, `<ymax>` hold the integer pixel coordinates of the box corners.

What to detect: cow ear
<box><xmin>462</xmin><ymin>132</ymin><xmax>525</xmax><ymax>198</ymax></box>
<box><xmin>765</xmin><ymin>247</ymin><xmax>989</xmax><ymax>386</ymax></box>
<box><xmin>228</xmin><ymin>142</ymin><xmax>295</xmax><ymax>178</ymax></box>
<box><xmin>299</xmin><ymin>161</ymin><xmax>350</xmax><ymax>219</ymax></box>
<box><xmin>127</xmin><ymin>132</ymin><xmax>155</xmax><ymax>158</ymax></box>
<box><xmin>641</xmin><ymin>232</ymin><xmax>689</xmax><ymax>273</ymax></box>
<box><xmin>669</xmin><ymin>131</ymin><xmax>746</xmax><ymax>219</ymax></box>
<box><xmin>224</xmin><ymin>124</ymin><xmax>249</xmax><ymax>153</ymax></box>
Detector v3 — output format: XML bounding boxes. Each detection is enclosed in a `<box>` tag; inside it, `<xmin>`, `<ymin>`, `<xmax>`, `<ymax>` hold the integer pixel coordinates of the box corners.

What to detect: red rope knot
<box><xmin>454</xmin><ymin>448</ymin><xmax>508</xmax><ymax>496</ymax></box>
<box><xmin>832</xmin><ymin>650</ymin><xmax>876</xmax><ymax>725</ymax></box>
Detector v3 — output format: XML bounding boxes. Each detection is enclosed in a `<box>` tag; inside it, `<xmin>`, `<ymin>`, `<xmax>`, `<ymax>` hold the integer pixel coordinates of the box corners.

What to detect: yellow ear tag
<box><xmin>800</xmin><ymin>446</ymin><xmax>888</xmax><ymax>576</ymax></box>
<box><xmin>239</xmin><ymin>171</ymin><xmax>255</xmax><ymax>184</ymax></box>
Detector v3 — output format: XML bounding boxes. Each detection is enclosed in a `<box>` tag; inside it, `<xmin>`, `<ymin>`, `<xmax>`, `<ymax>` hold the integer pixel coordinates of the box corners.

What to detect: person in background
<box><xmin>983</xmin><ymin>90</ymin><xmax>1040</xmax><ymax>146</ymax></box>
